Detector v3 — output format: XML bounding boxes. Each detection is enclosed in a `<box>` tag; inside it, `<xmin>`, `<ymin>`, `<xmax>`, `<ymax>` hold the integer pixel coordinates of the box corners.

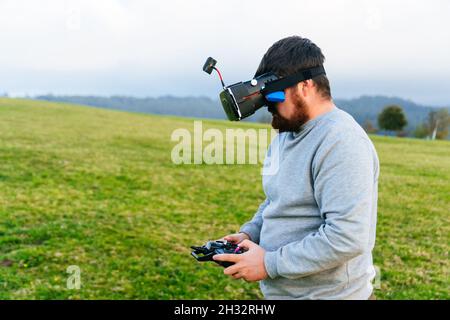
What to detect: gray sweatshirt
<box><xmin>240</xmin><ymin>106</ymin><xmax>379</xmax><ymax>300</ymax></box>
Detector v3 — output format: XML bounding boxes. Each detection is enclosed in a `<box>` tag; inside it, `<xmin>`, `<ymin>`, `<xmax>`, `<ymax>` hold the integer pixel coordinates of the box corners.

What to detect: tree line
<box><xmin>364</xmin><ymin>105</ymin><xmax>449</xmax><ymax>140</ymax></box>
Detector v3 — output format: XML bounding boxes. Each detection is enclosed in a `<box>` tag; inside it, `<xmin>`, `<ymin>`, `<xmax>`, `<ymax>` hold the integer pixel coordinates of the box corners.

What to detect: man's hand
<box><xmin>213</xmin><ymin>239</ymin><xmax>268</xmax><ymax>282</ymax></box>
<box><xmin>217</xmin><ymin>232</ymin><xmax>250</xmax><ymax>244</ymax></box>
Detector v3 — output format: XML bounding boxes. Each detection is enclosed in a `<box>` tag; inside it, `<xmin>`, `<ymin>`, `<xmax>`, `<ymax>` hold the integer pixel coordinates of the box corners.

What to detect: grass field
<box><xmin>0</xmin><ymin>98</ymin><xmax>449</xmax><ymax>299</ymax></box>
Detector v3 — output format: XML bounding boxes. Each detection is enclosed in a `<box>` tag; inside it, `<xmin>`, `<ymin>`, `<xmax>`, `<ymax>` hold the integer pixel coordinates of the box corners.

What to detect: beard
<box><xmin>270</xmin><ymin>93</ymin><xmax>309</xmax><ymax>133</ymax></box>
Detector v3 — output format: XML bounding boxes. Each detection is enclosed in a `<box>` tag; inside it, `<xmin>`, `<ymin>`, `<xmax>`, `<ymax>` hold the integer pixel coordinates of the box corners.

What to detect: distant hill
<box><xmin>35</xmin><ymin>94</ymin><xmax>449</xmax><ymax>136</ymax></box>
<box><xmin>35</xmin><ymin>95</ymin><xmax>226</xmax><ymax>120</ymax></box>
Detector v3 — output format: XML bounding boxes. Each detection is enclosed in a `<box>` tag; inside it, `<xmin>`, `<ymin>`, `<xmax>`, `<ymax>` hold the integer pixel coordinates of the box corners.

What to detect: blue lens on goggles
<box><xmin>265</xmin><ymin>91</ymin><xmax>285</xmax><ymax>103</ymax></box>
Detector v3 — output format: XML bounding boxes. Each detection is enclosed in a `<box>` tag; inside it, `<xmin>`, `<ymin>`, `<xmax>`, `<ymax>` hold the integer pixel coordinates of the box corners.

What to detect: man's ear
<box><xmin>291</xmin><ymin>83</ymin><xmax>301</xmax><ymax>97</ymax></box>
<box><xmin>300</xmin><ymin>79</ymin><xmax>315</xmax><ymax>97</ymax></box>
<box><xmin>295</xmin><ymin>81</ymin><xmax>307</xmax><ymax>97</ymax></box>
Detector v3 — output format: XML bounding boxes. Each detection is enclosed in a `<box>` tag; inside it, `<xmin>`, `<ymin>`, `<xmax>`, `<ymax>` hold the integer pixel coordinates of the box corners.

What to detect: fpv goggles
<box><xmin>203</xmin><ymin>57</ymin><xmax>326</xmax><ymax>121</ymax></box>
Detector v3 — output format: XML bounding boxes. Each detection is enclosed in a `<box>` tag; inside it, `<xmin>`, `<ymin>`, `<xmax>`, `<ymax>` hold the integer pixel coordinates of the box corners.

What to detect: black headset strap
<box><xmin>262</xmin><ymin>65</ymin><xmax>326</xmax><ymax>94</ymax></box>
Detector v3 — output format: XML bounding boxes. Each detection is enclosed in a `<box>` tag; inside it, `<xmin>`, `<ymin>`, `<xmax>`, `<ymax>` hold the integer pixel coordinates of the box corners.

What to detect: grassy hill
<box><xmin>0</xmin><ymin>98</ymin><xmax>448</xmax><ymax>299</ymax></box>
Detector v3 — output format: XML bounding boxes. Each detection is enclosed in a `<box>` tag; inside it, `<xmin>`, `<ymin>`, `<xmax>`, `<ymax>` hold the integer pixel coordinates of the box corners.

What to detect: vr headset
<box><xmin>203</xmin><ymin>57</ymin><xmax>326</xmax><ymax>121</ymax></box>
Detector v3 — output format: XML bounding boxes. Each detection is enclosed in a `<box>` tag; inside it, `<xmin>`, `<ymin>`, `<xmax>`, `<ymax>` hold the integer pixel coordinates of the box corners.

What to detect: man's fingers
<box><xmin>223</xmin><ymin>263</ymin><xmax>241</xmax><ymax>276</ymax></box>
<box><xmin>213</xmin><ymin>253</ymin><xmax>240</xmax><ymax>263</ymax></box>
<box><xmin>224</xmin><ymin>235</ymin><xmax>239</xmax><ymax>243</ymax></box>
<box><xmin>232</xmin><ymin>272</ymin><xmax>243</xmax><ymax>280</ymax></box>
<box><xmin>238</xmin><ymin>239</ymin><xmax>256</xmax><ymax>250</ymax></box>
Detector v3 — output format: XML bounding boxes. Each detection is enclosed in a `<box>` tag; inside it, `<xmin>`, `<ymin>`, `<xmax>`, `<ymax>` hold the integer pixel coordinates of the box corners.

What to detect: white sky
<box><xmin>1</xmin><ymin>0</ymin><xmax>449</xmax><ymax>105</ymax></box>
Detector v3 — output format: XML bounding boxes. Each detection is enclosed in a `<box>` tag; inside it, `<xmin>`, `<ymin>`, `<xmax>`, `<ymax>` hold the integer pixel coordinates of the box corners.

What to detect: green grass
<box><xmin>0</xmin><ymin>98</ymin><xmax>448</xmax><ymax>299</ymax></box>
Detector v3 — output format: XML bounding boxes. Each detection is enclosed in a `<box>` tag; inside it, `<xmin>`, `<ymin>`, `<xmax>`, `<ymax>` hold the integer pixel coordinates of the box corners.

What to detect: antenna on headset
<box><xmin>203</xmin><ymin>57</ymin><xmax>226</xmax><ymax>88</ymax></box>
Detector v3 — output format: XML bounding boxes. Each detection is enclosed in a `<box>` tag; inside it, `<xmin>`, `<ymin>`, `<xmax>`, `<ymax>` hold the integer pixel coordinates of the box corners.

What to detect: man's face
<box><xmin>268</xmin><ymin>85</ymin><xmax>310</xmax><ymax>132</ymax></box>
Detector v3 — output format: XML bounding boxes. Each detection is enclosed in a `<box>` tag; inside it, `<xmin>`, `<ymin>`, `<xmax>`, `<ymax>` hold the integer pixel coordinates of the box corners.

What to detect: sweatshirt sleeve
<box><xmin>239</xmin><ymin>198</ymin><xmax>270</xmax><ymax>244</ymax></box>
<box><xmin>264</xmin><ymin>133</ymin><xmax>376</xmax><ymax>279</ymax></box>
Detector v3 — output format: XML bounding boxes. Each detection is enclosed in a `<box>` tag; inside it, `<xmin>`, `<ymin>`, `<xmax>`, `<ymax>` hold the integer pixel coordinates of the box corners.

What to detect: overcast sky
<box><xmin>1</xmin><ymin>0</ymin><xmax>449</xmax><ymax>105</ymax></box>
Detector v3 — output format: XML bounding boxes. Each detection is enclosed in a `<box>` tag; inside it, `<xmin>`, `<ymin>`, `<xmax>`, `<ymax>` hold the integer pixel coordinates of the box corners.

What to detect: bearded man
<box><xmin>214</xmin><ymin>36</ymin><xmax>379</xmax><ymax>300</ymax></box>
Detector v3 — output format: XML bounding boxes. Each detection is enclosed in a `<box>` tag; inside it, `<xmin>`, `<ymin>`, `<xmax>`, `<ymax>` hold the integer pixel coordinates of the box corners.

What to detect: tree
<box><xmin>426</xmin><ymin>109</ymin><xmax>450</xmax><ymax>140</ymax></box>
<box><xmin>378</xmin><ymin>105</ymin><xmax>408</xmax><ymax>135</ymax></box>
<box><xmin>413</xmin><ymin>123</ymin><xmax>428</xmax><ymax>139</ymax></box>
<box><xmin>363</xmin><ymin>119</ymin><xmax>377</xmax><ymax>134</ymax></box>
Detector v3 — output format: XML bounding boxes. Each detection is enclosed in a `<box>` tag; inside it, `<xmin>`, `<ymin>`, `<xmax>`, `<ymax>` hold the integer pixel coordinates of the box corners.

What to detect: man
<box><xmin>214</xmin><ymin>36</ymin><xmax>379</xmax><ymax>300</ymax></box>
